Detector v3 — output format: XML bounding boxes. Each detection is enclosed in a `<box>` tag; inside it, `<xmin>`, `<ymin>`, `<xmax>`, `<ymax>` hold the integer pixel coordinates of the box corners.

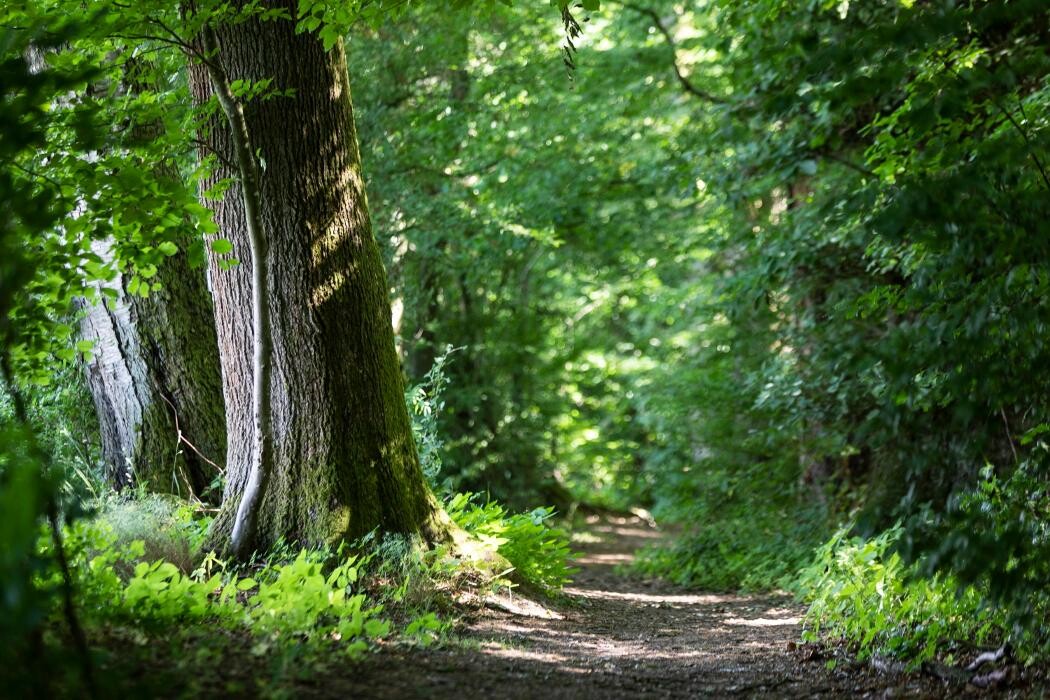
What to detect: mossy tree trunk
<box><xmin>79</xmin><ymin>241</ymin><xmax>226</xmax><ymax>499</ymax></box>
<box><xmin>188</xmin><ymin>1</ymin><xmax>450</xmax><ymax>552</ymax></box>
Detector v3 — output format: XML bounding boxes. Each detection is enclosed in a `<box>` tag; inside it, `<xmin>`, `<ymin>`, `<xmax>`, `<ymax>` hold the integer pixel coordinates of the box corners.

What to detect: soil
<box><xmin>314</xmin><ymin>514</ymin><xmax>1039</xmax><ymax>699</ymax></box>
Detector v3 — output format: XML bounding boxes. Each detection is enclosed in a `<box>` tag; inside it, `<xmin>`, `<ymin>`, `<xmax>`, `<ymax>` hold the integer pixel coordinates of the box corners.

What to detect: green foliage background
<box><xmin>352</xmin><ymin>0</ymin><xmax>1050</xmax><ymax>659</ymax></box>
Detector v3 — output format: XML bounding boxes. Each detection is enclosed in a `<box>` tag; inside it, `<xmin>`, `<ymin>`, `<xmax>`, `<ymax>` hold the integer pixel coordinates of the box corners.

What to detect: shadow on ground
<box><xmin>301</xmin><ymin>515</ymin><xmax>1019</xmax><ymax>699</ymax></box>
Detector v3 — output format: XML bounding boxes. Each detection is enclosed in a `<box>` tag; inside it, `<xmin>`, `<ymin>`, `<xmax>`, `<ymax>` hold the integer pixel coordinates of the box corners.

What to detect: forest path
<box><xmin>334</xmin><ymin>514</ymin><xmax>950</xmax><ymax>699</ymax></box>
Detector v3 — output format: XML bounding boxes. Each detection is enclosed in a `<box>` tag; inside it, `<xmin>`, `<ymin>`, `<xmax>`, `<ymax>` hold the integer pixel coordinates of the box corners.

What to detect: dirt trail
<box><xmin>331</xmin><ymin>514</ymin><xmax>964</xmax><ymax>699</ymax></box>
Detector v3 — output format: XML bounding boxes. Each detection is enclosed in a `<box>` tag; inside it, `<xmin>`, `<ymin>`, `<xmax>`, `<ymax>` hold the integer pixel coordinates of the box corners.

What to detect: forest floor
<box><xmin>86</xmin><ymin>514</ymin><xmax>1040</xmax><ymax>698</ymax></box>
<box><xmin>313</xmin><ymin>514</ymin><xmax>1027</xmax><ymax>699</ymax></box>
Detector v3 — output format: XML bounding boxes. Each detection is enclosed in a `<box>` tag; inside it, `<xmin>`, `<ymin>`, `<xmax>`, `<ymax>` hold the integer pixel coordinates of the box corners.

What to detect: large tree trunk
<box><xmin>189</xmin><ymin>3</ymin><xmax>449</xmax><ymax>551</ymax></box>
<box><xmin>79</xmin><ymin>241</ymin><xmax>226</xmax><ymax>499</ymax></box>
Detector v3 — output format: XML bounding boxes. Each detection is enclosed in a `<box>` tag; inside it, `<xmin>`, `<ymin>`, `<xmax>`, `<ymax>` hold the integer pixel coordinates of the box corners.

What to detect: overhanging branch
<box><xmin>617</xmin><ymin>1</ymin><xmax>726</xmax><ymax>104</ymax></box>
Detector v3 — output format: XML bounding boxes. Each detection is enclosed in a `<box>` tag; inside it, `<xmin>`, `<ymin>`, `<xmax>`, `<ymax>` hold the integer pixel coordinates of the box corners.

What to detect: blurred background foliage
<box><xmin>353</xmin><ymin>0</ymin><xmax>1050</xmax><ymax>657</ymax></box>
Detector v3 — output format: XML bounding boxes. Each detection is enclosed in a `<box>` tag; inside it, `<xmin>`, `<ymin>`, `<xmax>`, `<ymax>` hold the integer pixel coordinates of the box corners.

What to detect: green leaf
<box><xmin>211</xmin><ymin>239</ymin><xmax>234</xmax><ymax>255</ymax></box>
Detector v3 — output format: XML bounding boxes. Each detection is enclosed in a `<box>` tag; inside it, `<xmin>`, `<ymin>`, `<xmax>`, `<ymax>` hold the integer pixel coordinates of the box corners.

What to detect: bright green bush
<box><xmin>446</xmin><ymin>492</ymin><xmax>576</xmax><ymax>592</ymax></box>
<box><xmin>798</xmin><ymin>524</ymin><xmax>1002</xmax><ymax>667</ymax></box>
<box><xmin>122</xmin><ymin>559</ymin><xmax>222</xmax><ymax>624</ymax></box>
<box><xmin>58</xmin><ymin>515</ymin><xmax>393</xmax><ymax>660</ymax></box>
<box><xmin>247</xmin><ymin>551</ymin><xmax>390</xmax><ymax>656</ymax></box>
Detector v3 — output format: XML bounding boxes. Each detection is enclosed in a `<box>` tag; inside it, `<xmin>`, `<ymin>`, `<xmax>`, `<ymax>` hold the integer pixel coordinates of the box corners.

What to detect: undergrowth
<box><xmin>798</xmin><ymin>458</ymin><xmax>1050</xmax><ymax>668</ymax></box>
<box><xmin>445</xmin><ymin>492</ymin><xmax>576</xmax><ymax>592</ymax></box>
<box><xmin>61</xmin><ymin>513</ymin><xmax>394</xmax><ymax>653</ymax></box>
<box><xmin>631</xmin><ymin>505</ymin><xmax>826</xmax><ymax>592</ymax></box>
<box><xmin>23</xmin><ymin>481</ymin><xmax>575</xmax><ymax>696</ymax></box>
<box><xmin>797</xmin><ymin>523</ymin><xmax>1003</xmax><ymax>669</ymax></box>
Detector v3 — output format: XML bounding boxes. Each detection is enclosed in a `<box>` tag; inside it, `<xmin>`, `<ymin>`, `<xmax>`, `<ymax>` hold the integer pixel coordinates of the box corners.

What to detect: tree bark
<box><xmin>46</xmin><ymin>49</ymin><xmax>227</xmax><ymax>501</ymax></box>
<box><xmin>79</xmin><ymin>239</ymin><xmax>226</xmax><ymax>499</ymax></box>
<box><xmin>189</xmin><ymin>2</ymin><xmax>450</xmax><ymax>551</ymax></box>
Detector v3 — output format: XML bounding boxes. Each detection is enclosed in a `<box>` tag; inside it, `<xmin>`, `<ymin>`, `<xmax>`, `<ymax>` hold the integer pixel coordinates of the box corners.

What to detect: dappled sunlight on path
<box><xmin>458</xmin><ymin>514</ymin><xmax>815</xmax><ymax>696</ymax></box>
<box><xmin>327</xmin><ymin>514</ymin><xmax>962</xmax><ymax>699</ymax></box>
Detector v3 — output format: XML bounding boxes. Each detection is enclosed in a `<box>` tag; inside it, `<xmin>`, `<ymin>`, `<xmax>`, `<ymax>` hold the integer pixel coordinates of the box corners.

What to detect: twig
<box><xmin>617</xmin><ymin>1</ymin><xmax>726</xmax><ymax>104</ymax></box>
<box><xmin>109</xmin><ymin>32</ymin><xmax>194</xmax><ymax>52</ymax></box>
<box><xmin>943</xmin><ymin>63</ymin><xmax>1050</xmax><ymax>194</ymax></box>
<box><xmin>1011</xmin><ymin>93</ymin><xmax>1050</xmax><ymax>193</ymax></box>
<box><xmin>157</xmin><ymin>390</ymin><xmax>223</xmax><ymax>473</ymax></box>
<box><xmin>190</xmin><ymin>136</ymin><xmax>238</xmax><ymax>172</ymax></box>
<box><xmin>9</xmin><ymin>161</ymin><xmax>67</xmax><ymax>193</ymax></box>
<box><xmin>988</xmin><ymin>96</ymin><xmax>1050</xmax><ymax>194</ymax></box>
<box><xmin>819</xmin><ymin>151</ymin><xmax>879</xmax><ymax>180</ymax></box>
<box><xmin>1000</xmin><ymin>407</ymin><xmax>1019</xmax><ymax>464</ymax></box>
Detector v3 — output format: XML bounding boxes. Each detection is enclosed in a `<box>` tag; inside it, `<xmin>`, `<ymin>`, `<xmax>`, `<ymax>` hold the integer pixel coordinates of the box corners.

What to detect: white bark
<box><xmin>202</xmin><ymin>26</ymin><xmax>274</xmax><ymax>559</ymax></box>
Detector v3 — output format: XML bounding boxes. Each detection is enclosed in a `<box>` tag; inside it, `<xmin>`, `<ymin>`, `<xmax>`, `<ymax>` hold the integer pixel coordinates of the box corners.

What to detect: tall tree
<box><xmin>187</xmin><ymin>1</ymin><xmax>451</xmax><ymax>552</ymax></box>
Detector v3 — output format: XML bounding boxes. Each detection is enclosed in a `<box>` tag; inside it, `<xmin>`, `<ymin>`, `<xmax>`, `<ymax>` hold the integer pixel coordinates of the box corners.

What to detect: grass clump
<box><xmin>93</xmin><ymin>493</ymin><xmax>209</xmax><ymax>573</ymax></box>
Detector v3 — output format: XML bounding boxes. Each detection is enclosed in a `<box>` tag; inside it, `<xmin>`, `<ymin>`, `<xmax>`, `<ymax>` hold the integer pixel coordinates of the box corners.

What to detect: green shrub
<box><xmin>358</xmin><ymin>532</ymin><xmax>451</xmax><ymax>608</ymax></box>
<box><xmin>403</xmin><ymin>611</ymin><xmax>449</xmax><ymax>647</ymax></box>
<box><xmin>247</xmin><ymin>550</ymin><xmax>389</xmax><ymax>656</ymax></box>
<box><xmin>122</xmin><ymin>559</ymin><xmax>222</xmax><ymax>624</ymax></box>
<box><xmin>57</xmin><ymin>516</ymin><xmax>393</xmax><ymax>660</ymax></box>
<box><xmin>798</xmin><ymin>523</ymin><xmax>1002</xmax><ymax>667</ymax></box>
<box><xmin>915</xmin><ymin>454</ymin><xmax>1050</xmax><ymax>660</ymax></box>
<box><xmin>445</xmin><ymin>492</ymin><xmax>575</xmax><ymax>592</ymax></box>
<box><xmin>62</xmin><ymin>518</ymin><xmax>218</xmax><ymax>625</ymax></box>
<box><xmin>633</xmin><ymin>502</ymin><xmax>827</xmax><ymax>592</ymax></box>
